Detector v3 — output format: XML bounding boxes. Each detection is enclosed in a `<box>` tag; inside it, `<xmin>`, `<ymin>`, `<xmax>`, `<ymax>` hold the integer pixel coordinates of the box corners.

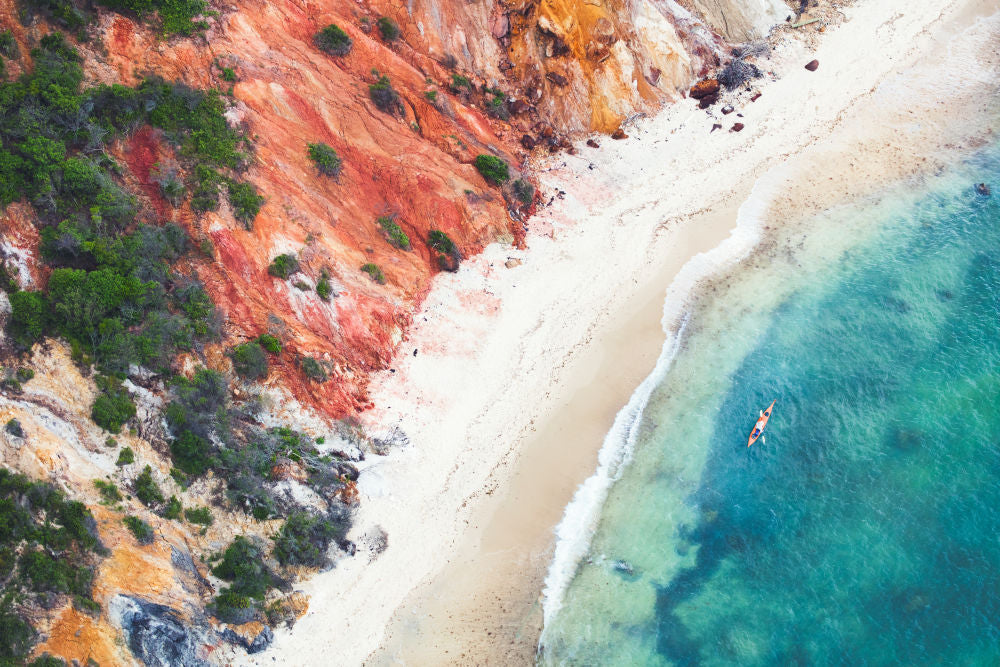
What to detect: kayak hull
<box><xmin>747</xmin><ymin>400</ymin><xmax>776</xmax><ymax>447</ymax></box>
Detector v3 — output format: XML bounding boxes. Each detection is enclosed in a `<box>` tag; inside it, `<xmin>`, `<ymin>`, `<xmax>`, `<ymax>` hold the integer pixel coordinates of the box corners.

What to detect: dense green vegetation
<box><xmin>376</xmin><ymin>17</ymin><xmax>400</xmax><ymax>42</ymax></box>
<box><xmin>369</xmin><ymin>74</ymin><xmax>401</xmax><ymax>115</ymax></box>
<box><xmin>307</xmin><ymin>142</ymin><xmax>343</xmax><ymax>178</ymax></box>
<box><xmin>123</xmin><ymin>515</ymin><xmax>155</xmax><ymax>544</ymax></box>
<box><xmin>268</xmin><ymin>253</ymin><xmax>300</xmax><ymax>279</ymax></box>
<box><xmin>314</xmin><ymin>24</ymin><xmax>352</xmax><ymax>56</ymax></box>
<box><xmin>377</xmin><ymin>215</ymin><xmax>410</xmax><ymax>250</ymax></box>
<box><xmin>256</xmin><ymin>333</ymin><xmax>282</xmax><ymax>354</ymax></box>
<box><xmin>316</xmin><ymin>269</ymin><xmax>333</xmax><ymax>301</ymax></box>
<box><xmin>361</xmin><ymin>262</ymin><xmax>386</xmax><ymax>284</ymax></box>
<box><xmin>229</xmin><ymin>341</ymin><xmax>268</xmax><ymax>380</ymax></box>
<box><xmin>273</xmin><ymin>510</ymin><xmax>346</xmax><ymax>567</ymax></box>
<box><xmin>428</xmin><ymin>230</ymin><xmax>461</xmax><ymax>272</ymax></box>
<box><xmin>184</xmin><ymin>506</ymin><xmax>213</xmax><ymax>525</ymax></box>
<box><xmin>133</xmin><ymin>465</ymin><xmax>165</xmax><ymax>507</ymax></box>
<box><xmin>0</xmin><ymin>469</ymin><xmax>105</xmax><ymax>664</ymax></box>
<box><xmin>115</xmin><ymin>446</ymin><xmax>135</xmax><ymax>466</ymax></box>
<box><xmin>91</xmin><ymin>376</ymin><xmax>136</xmax><ymax>433</ymax></box>
<box><xmin>474</xmin><ymin>154</ymin><xmax>509</xmax><ymax>185</ymax></box>
<box><xmin>22</xmin><ymin>0</ymin><xmax>209</xmax><ymax>36</ymax></box>
<box><xmin>210</xmin><ymin>536</ymin><xmax>279</xmax><ymax>623</ymax></box>
<box><xmin>162</xmin><ymin>495</ymin><xmax>182</xmax><ymax>519</ymax></box>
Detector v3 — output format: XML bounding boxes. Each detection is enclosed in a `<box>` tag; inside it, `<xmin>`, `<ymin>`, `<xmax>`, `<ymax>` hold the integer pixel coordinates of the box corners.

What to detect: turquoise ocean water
<box><xmin>539</xmin><ymin>142</ymin><xmax>1000</xmax><ymax>665</ymax></box>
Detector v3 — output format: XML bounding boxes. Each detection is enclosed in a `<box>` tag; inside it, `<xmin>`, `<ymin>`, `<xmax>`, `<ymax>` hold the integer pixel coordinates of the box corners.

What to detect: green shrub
<box><xmin>91</xmin><ymin>381</ymin><xmax>136</xmax><ymax>434</ymax></box>
<box><xmin>268</xmin><ymin>254</ymin><xmax>300</xmax><ymax>279</ymax></box>
<box><xmin>474</xmin><ymin>154</ymin><xmax>509</xmax><ymax>185</ymax></box>
<box><xmin>93</xmin><ymin>479</ymin><xmax>122</xmax><ymax>504</ymax></box>
<box><xmin>424</xmin><ymin>90</ymin><xmax>437</xmax><ymax>103</ymax></box>
<box><xmin>369</xmin><ymin>75</ymin><xmax>401</xmax><ymax>115</ymax></box>
<box><xmin>316</xmin><ymin>269</ymin><xmax>333</xmax><ymax>301</ymax></box>
<box><xmin>300</xmin><ymin>356</ymin><xmax>328</xmax><ymax>382</ymax></box>
<box><xmin>361</xmin><ymin>263</ymin><xmax>386</xmax><ymax>284</ymax></box>
<box><xmin>273</xmin><ymin>511</ymin><xmax>342</xmax><ymax>567</ymax></box>
<box><xmin>123</xmin><ymin>516</ymin><xmax>154</xmax><ymax>545</ymax></box>
<box><xmin>485</xmin><ymin>89</ymin><xmax>509</xmax><ymax>119</ymax></box>
<box><xmin>221</xmin><ymin>67</ymin><xmax>236</xmax><ymax>82</ymax></box>
<box><xmin>377</xmin><ymin>215</ymin><xmax>410</xmax><ymax>250</ymax></box>
<box><xmin>134</xmin><ymin>465</ymin><xmax>164</xmax><ymax>507</ymax></box>
<box><xmin>376</xmin><ymin>17</ymin><xmax>400</xmax><ymax>41</ymax></box>
<box><xmin>227</xmin><ymin>180</ymin><xmax>263</xmax><ymax>228</ymax></box>
<box><xmin>0</xmin><ymin>30</ymin><xmax>17</xmax><ymax>60</ymax></box>
<box><xmin>116</xmin><ymin>447</ymin><xmax>135</xmax><ymax>466</ymax></box>
<box><xmin>427</xmin><ymin>230</ymin><xmax>457</xmax><ymax>256</ymax></box>
<box><xmin>162</xmin><ymin>495</ymin><xmax>182</xmax><ymax>520</ymax></box>
<box><xmin>169</xmin><ymin>430</ymin><xmax>213</xmax><ymax>476</ymax></box>
<box><xmin>15</xmin><ymin>368</ymin><xmax>34</xmax><ymax>383</ymax></box>
<box><xmin>513</xmin><ymin>178</ymin><xmax>535</xmax><ymax>204</ymax></box>
<box><xmin>450</xmin><ymin>73</ymin><xmax>471</xmax><ymax>91</ymax></box>
<box><xmin>314</xmin><ymin>24</ymin><xmax>352</xmax><ymax>56</ymax></box>
<box><xmin>7</xmin><ymin>291</ymin><xmax>48</xmax><ymax>347</ymax></box>
<box><xmin>211</xmin><ymin>536</ymin><xmax>275</xmax><ymax>622</ymax></box>
<box><xmin>307</xmin><ymin>142</ymin><xmax>342</xmax><ymax>178</ymax></box>
<box><xmin>229</xmin><ymin>342</ymin><xmax>268</xmax><ymax>380</ymax></box>
<box><xmin>256</xmin><ymin>333</ymin><xmax>282</xmax><ymax>354</ymax></box>
<box><xmin>4</xmin><ymin>419</ymin><xmax>23</xmax><ymax>438</ymax></box>
<box><xmin>184</xmin><ymin>506</ymin><xmax>213</xmax><ymax>525</ymax></box>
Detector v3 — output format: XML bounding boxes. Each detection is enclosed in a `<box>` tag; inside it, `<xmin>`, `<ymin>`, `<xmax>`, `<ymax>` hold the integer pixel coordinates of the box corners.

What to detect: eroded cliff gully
<box><xmin>0</xmin><ymin>0</ymin><xmax>788</xmax><ymax>661</ymax></box>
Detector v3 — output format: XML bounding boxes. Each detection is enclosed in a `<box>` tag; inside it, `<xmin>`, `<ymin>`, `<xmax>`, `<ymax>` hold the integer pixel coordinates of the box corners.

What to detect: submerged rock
<box><xmin>109</xmin><ymin>595</ymin><xmax>210</xmax><ymax>666</ymax></box>
<box><xmin>975</xmin><ymin>182</ymin><xmax>991</xmax><ymax>196</ymax></box>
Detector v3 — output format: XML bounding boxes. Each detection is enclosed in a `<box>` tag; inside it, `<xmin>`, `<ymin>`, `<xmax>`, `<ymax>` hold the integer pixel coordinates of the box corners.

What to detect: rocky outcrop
<box><xmin>109</xmin><ymin>595</ymin><xmax>211</xmax><ymax>667</ymax></box>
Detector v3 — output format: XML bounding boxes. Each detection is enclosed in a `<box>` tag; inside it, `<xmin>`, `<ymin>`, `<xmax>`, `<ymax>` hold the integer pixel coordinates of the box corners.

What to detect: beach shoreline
<box><xmin>256</xmin><ymin>0</ymin><xmax>1000</xmax><ymax>663</ymax></box>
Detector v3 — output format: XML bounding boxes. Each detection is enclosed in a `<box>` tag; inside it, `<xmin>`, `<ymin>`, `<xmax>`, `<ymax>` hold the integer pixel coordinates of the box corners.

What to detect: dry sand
<box><xmin>256</xmin><ymin>0</ymin><xmax>1000</xmax><ymax>664</ymax></box>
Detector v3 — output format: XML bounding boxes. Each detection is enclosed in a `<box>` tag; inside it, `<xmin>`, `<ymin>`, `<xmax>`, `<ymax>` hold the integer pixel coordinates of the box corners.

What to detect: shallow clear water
<box><xmin>540</xmin><ymin>144</ymin><xmax>1000</xmax><ymax>665</ymax></box>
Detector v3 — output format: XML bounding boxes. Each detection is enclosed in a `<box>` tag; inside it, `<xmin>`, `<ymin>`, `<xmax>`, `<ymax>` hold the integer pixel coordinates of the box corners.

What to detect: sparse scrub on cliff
<box><xmin>513</xmin><ymin>178</ymin><xmax>535</xmax><ymax>204</ymax></box>
<box><xmin>256</xmin><ymin>333</ymin><xmax>282</xmax><ymax>354</ymax></box>
<box><xmin>450</xmin><ymin>73</ymin><xmax>471</xmax><ymax>92</ymax></box>
<box><xmin>316</xmin><ymin>270</ymin><xmax>333</xmax><ymax>301</ymax></box>
<box><xmin>268</xmin><ymin>254</ymin><xmax>300</xmax><ymax>279</ymax></box>
<box><xmin>185</xmin><ymin>506</ymin><xmax>213</xmax><ymax>525</ymax></box>
<box><xmin>162</xmin><ymin>495</ymin><xmax>183</xmax><ymax>519</ymax></box>
<box><xmin>227</xmin><ymin>180</ymin><xmax>264</xmax><ymax>228</ymax></box>
<box><xmin>230</xmin><ymin>342</ymin><xmax>268</xmax><ymax>380</ymax></box>
<box><xmin>307</xmin><ymin>142</ymin><xmax>343</xmax><ymax>178</ymax></box>
<box><xmin>484</xmin><ymin>88</ymin><xmax>509</xmax><ymax>120</ymax></box>
<box><xmin>134</xmin><ymin>465</ymin><xmax>165</xmax><ymax>507</ymax></box>
<box><xmin>116</xmin><ymin>447</ymin><xmax>135</xmax><ymax>466</ymax></box>
<box><xmin>0</xmin><ymin>31</ymin><xmax>17</xmax><ymax>60</ymax></box>
<box><xmin>315</xmin><ymin>24</ymin><xmax>353</xmax><ymax>56</ymax></box>
<box><xmin>93</xmin><ymin>479</ymin><xmax>122</xmax><ymax>504</ymax></box>
<box><xmin>377</xmin><ymin>17</ymin><xmax>400</xmax><ymax>42</ymax></box>
<box><xmin>0</xmin><ymin>469</ymin><xmax>105</xmax><ymax>661</ymax></box>
<box><xmin>123</xmin><ymin>516</ymin><xmax>155</xmax><ymax>545</ymax></box>
<box><xmin>475</xmin><ymin>154</ymin><xmax>509</xmax><ymax>185</ymax></box>
<box><xmin>428</xmin><ymin>230</ymin><xmax>461</xmax><ymax>271</ymax></box>
<box><xmin>361</xmin><ymin>262</ymin><xmax>386</xmax><ymax>284</ymax></box>
<box><xmin>300</xmin><ymin>356</ymin><xmax>329</xmax><ymax>382</ymax></box>
<box><xmin>378</xmin><ymin>215</ymin><xmax>411</xmax><ymax>250</ymax></box>
<box><xmin>91</xmin><ymin>377</ymin><xmax>137</xmax><ymax>434</ymax></box>
<box><xmin>369</xmin><ymin>74</ymin><xmax>402</xmax><ymax>115</ymax></box>
<box><xmin>424</xmin><ymin>90</ymin><xmax>438</xmax><ymax>103</ymax></box>
<box><xmin>717</xmin><ymin>43</ymin><xmax>767</xmax><ymax>90</ymax></box>
<box><xmin>165</xmin><ymin>369</ymin><xmax>228</xmax><ymax>476</ymax></box>
<box><xmin>4</xmin><ymin>419</ymin><xmax>24</xmax><ymax>438</ymax></box>
<box><xmin>152</xmin><ymin>160</ymin><xmax>185</xmax><ymax>206</ymax></box>
<box><xmin>210</xmin><ymin>536</ymin><xmax>279</xmax><ymax>623</ymax></box>
<box><xmin>273</xmin><ymin>510</ymin><xmax>346</xmax><ymax>567</ymax></box>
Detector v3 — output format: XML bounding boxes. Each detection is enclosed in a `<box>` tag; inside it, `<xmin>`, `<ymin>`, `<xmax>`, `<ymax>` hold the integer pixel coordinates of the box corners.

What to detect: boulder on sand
<box><xmin>689</xmin><ymin>78</ymin><xmax>720</xmax><ymax>100</ymax></box>
<box><xmin>805</xmin><ymin>59</ymin><xmax>819</xmax><ymax>71</ymax></box>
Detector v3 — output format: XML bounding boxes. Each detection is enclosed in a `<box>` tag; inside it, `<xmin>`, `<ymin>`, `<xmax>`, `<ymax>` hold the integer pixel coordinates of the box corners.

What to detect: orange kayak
<box><xmin>747</xmin><ymin>400</ymin><xmax>776</xmax><ymax>447</ymax></box>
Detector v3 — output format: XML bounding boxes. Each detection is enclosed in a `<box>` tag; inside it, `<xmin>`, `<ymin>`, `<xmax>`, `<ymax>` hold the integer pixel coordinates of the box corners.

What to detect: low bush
<box><xmin>474</xmin><ymin>154</ymin><xmax>509</xmax><ymax>185</ymax></box>
<box><xmin>427</xmin><ymin>230</ymin><xmax>458</xmax><ymax>256</ymax></box>
<box><xmin>230</xmin><ymin>342</ymin><xmax>268</xmax><ymax>380</ymax></box>
<box><xmin>376</xmin><ymin>17</ymin><xmax>400</xmax><ymax>42</ymax></box>
<box><xmin>162</xmin><ymin>495</ymin><xmax>182</xmax><ymax>520</ymax></box>
<box><xmin>361</xmin><ymin>262</ymin><xmax>386</xmax><ymax>284</ymax></box>
<box><xmin>211</xmin><ymin>536</ymin><xmax>277</xmax><ymax>623</ymax></box>
<box><xmin>307</xmin><ymin>142</ymin><xmax>342</xmax><ymax>178</ymax></box>
<box><xmin>377</xmin><ymin>215</ymin><xmax>410</xmax><ymax>250</ymax></box>
<box><xmin>91</xmin><ymin>378</ymin><xmax>137</xmax><ymax>434</ymax></box>
<box><xmin>450</xmin><ymin>73</ymin><xmax>471</xmax><ymax>91</ymax></box>
<box><xmin>134</xmin><ymin>465</ymin><xmax>164</xmax><ymax>507</ymax></box>
<box><xmin>256</xmin><ymin>333</ymin><xmax>282</xmax><ymax>354</ymax></box>
<box><xmin>314</xmin><ymin>24</ymin><xmax>352</xmax><ymax>56</ymax></box>
<box><xmin>4</xmin><ymin>419</ymin><xmax>23</xmax><ymax>438</ymax></box>
<box><xmin>116</xmin><ymin>447</ymin><xmax>135</xmax><ymax>466</ymax></box>
<box><xmin>227</xmin><ymin>181</ymin><xmax>264</xmax><ymax>228</ymax></box>
<box><xmin>316</xmin><ymin>270</ymin><xmax>333</xmax><ymax>301</ymax></box>
<box><xmin>512</xmin><ymin>178</ymin><xmax>535</xmax><ymax>204</ymax></box>
<box><xmin>424</xmin><ymin>90</ymin><xmax>437</xmax><ymax>103</ymax></box>
<box><xmin>0</xmin><ymin>30</ymin><xmax>17</xmax><ymax>60</ymax></box>
<box><xmin>123</xmin><ymin>516</ymin><xmax>154</xmax><ymax>545</ymax></box>
<box><xmin>184</xmin><ymin>506</ymin><xmax>213</xmax><ymax>525</ymax></box>
<box><xmin>369</xmin><ymin>75</ymin><xmax>401</xmax><ymax>115</ymax></box>
<box><xmin>268</xmin><ymin>254</ymin><xmax>300</xmax><ymax>279</ymax></box>
<box><xmin>93</xmin><ymin>480</ymin><xmax>122</xmax><ymax>504</ymax></box>
<box><xmin>273</xmin><ymin>510</ymin><xmax>344</xmax><ymax>567</ymax></box>
<box><xmin>300</xmin><ymin>356</ymin><xmax>328</xmax><ymax>382</ymax></box>
<box><xmin>221</xmin><ymin>67</ymin><xmax>236</xmax><ymax>82</ymax></box>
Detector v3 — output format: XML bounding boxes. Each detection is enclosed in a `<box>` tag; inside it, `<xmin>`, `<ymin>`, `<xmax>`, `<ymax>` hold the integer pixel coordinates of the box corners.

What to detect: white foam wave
<box><xmin>538</xmin><ymin>162</ymin><xmax>793</xmax><ymax>643</ymax></box>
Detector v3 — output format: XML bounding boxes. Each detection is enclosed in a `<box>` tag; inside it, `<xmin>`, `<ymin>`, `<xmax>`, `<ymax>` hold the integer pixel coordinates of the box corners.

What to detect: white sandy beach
<box><xmin>255</xmin><ymin>0</ymin><xmax>1000</xmax><ymax>663</ymax></box>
